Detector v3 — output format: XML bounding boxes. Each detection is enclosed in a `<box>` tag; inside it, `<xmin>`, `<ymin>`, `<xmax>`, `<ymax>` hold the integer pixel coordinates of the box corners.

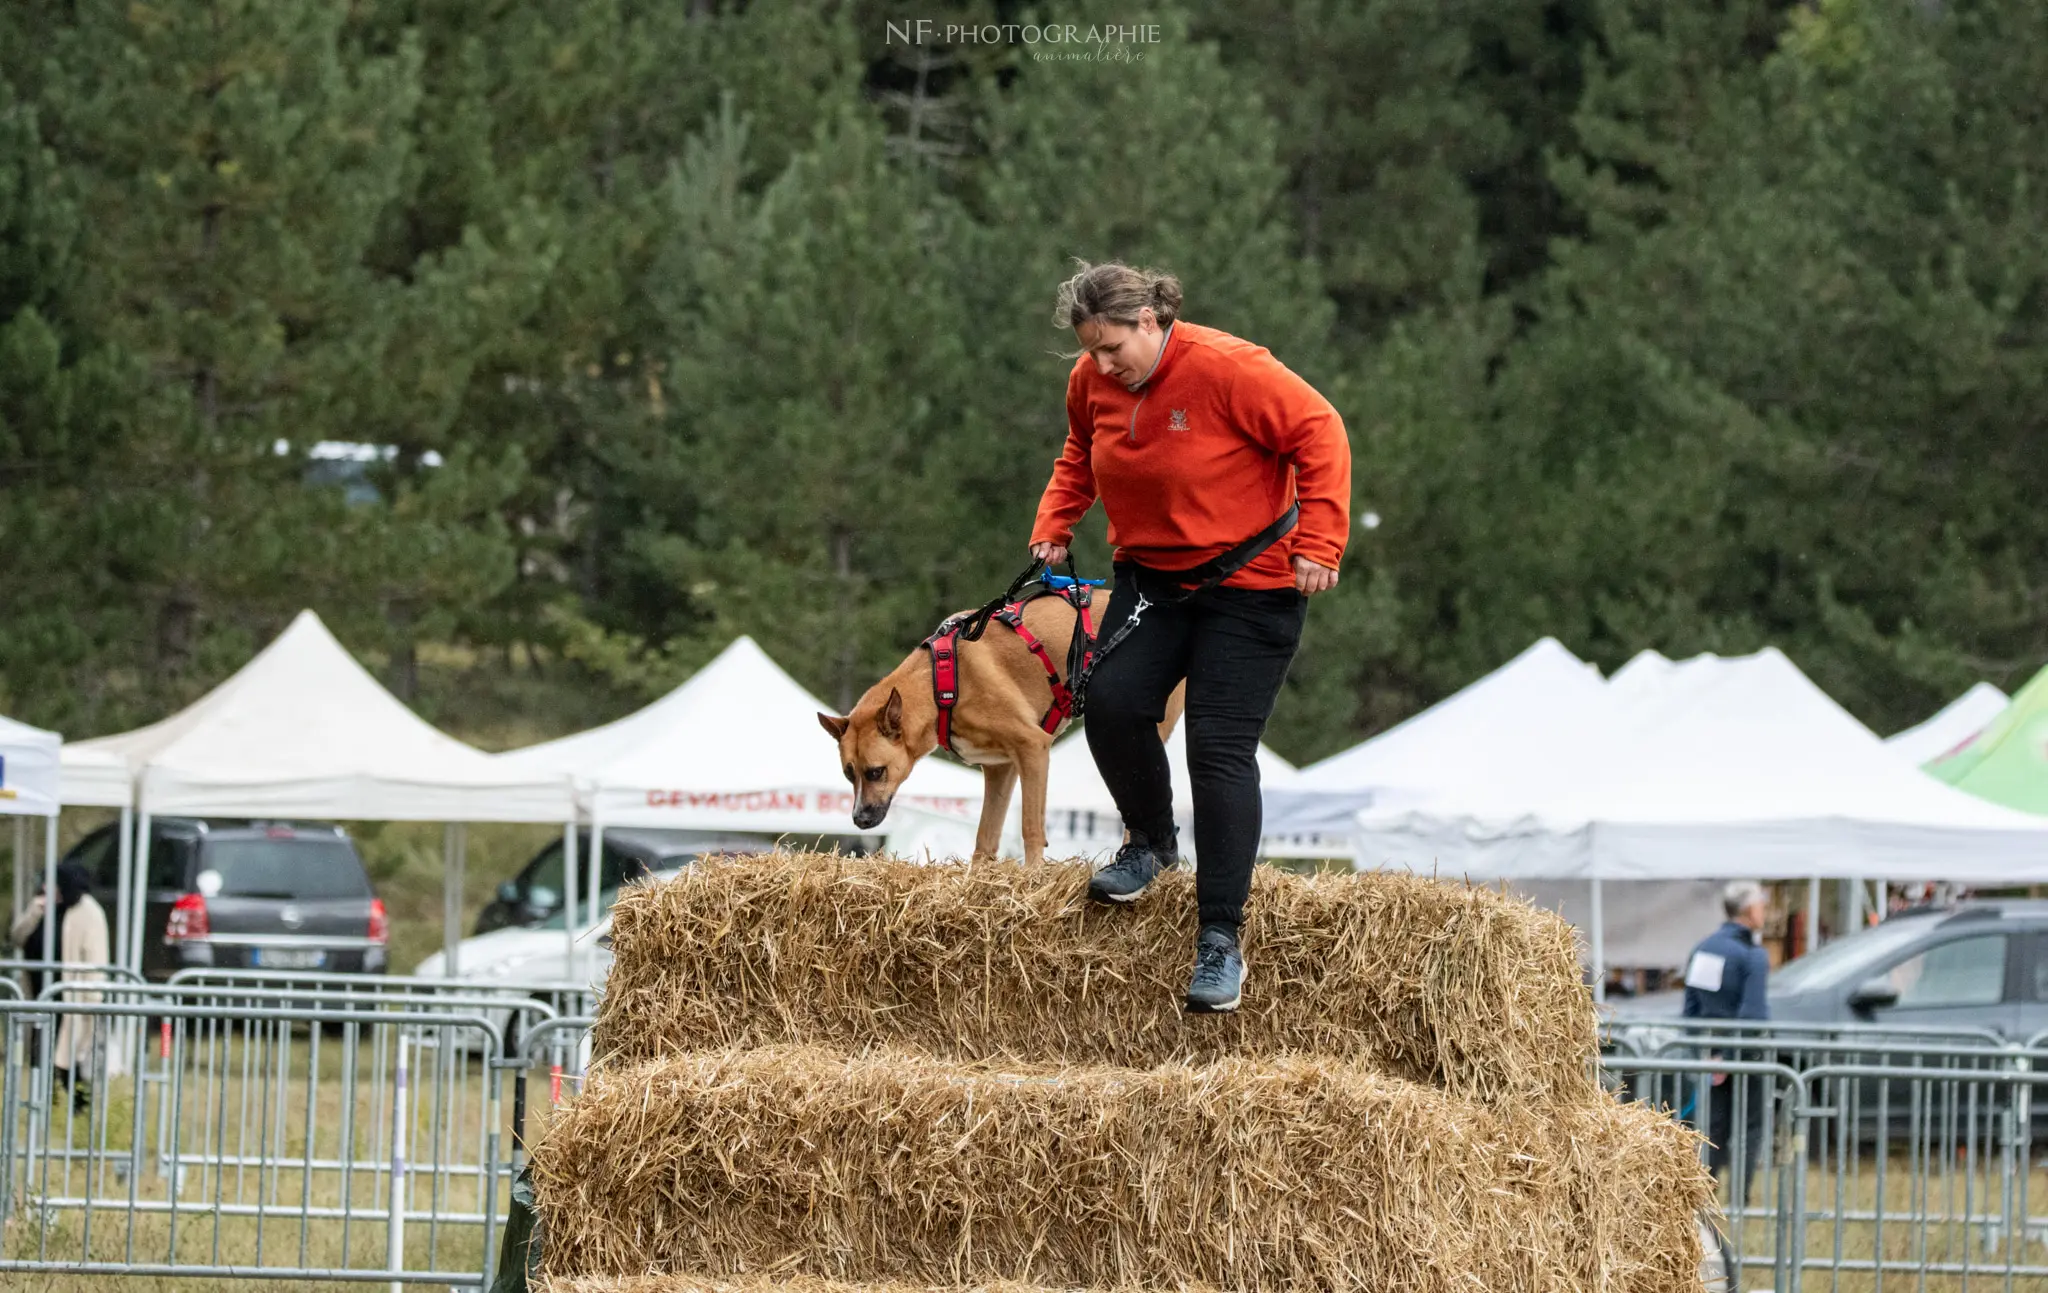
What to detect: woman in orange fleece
<box><xmin>1029</xmin><ymin>260</ymin><xmax>1350</xmax><ymax>1013</ymax></box>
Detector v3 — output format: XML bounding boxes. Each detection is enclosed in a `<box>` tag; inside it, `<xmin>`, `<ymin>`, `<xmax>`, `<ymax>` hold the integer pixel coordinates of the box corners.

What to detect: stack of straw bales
<box><xmin>530</xmin><ymin>854</ymin><xmax>1713</xmax><ymax>1292</ymax></box>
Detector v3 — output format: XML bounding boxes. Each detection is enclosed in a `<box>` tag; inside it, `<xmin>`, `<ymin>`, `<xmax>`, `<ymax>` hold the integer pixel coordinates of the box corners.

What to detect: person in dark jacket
<box><xmin>1682</xmin><ymin>880</ymin><xmax>1773</xmax><ymax>1201</ymax></box>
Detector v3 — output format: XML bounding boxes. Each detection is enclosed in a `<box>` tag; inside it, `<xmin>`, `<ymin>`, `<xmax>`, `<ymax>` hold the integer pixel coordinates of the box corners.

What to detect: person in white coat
<box><xmin>10</xmin><ymin>859</ymin><xmax>109</xmax><ymax>1112</ymax></box>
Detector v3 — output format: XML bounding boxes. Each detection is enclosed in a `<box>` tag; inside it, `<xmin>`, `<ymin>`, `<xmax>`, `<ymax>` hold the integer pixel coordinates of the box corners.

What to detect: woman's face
<box><xmin>1076</xmin><ymin>308</ymin><xmax>1165</xmax><ymax>387</ymax></box>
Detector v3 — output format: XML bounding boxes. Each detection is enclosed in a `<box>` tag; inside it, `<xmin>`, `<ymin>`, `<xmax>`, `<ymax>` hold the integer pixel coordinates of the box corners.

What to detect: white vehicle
<box><xmin>412</xmin><ymin>870</ymin><xmax>681</xmax><ymax>1054</ymax></box>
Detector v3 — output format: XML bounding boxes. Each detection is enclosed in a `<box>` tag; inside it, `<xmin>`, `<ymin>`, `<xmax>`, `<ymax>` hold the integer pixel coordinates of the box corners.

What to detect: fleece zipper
<box><xmin>1123</xmin><ymin>322</ymin><xmax>1173</xmax><ymax>444</ymax></box>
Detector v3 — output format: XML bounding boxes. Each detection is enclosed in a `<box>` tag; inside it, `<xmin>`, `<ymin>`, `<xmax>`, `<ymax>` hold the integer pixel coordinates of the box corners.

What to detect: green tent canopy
<box><xmin>1926</xmin><ymin>663</ymin><xmax>2048</xmax><ymax>815</ymax></box>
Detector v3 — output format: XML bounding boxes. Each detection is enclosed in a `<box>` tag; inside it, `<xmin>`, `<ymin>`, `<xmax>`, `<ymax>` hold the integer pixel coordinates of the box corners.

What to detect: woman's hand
<box><xmin>1030</xmin><ymin>541</ymin><xmax>1069</xmax><ymax>565</ymax></box>
<box><xmin>1293</xmin><ymin>556</ymin><xmax>1339</xmax><ymax>595</ymax></box>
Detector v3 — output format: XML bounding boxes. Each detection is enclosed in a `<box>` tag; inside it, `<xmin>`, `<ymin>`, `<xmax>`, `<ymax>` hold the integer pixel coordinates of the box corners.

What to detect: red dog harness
<box><xmin>924</xmin><ymin>594</ymin><xmax>1097</xmax><ymax>755</ymax></box>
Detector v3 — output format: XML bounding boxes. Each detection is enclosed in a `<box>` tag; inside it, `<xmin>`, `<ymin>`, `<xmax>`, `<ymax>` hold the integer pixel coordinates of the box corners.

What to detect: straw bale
<box><xmin>594</xmin><ymin>853</ymin><xmax>1597</xmax><ymax>1104</ymax></box>
<box><xmin>1552</xmin><ymin>1096</ymin><xmax>1716</xmax><ymax>1291</ymax></box>
<box><xmin>529</xmin><ymin>1046</ymin><xmax>1708</xmax><ymax>1292</ymax></box>
<box><xmin>537</xmin><ymin>1280</ymin><xmax>1196</xmax><ymax>1293</ymax></box>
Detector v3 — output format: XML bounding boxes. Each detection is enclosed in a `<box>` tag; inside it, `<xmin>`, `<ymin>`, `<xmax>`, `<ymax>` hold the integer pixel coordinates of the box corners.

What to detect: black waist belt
<box><xmin>1069</xmin><ymin>502</ymin><xmax>1301</xmax><ymax>720</ymax></box>
<box><xmin>1144</xmin><ymin>500</ymin><xmax>1301</xmax><ymax>594</ymax></box>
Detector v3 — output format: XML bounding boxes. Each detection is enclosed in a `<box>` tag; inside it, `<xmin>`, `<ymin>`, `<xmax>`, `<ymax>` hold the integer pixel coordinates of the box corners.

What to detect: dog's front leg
<box><xmin>973</xmin><ymin>762</ymin><xmax>1018</xmax><ymax>862</ymax></box>
<box><xmin>1014</xmin><ymin>739</ymin><xmax>1051</xmax><ymax>866</ymax></box>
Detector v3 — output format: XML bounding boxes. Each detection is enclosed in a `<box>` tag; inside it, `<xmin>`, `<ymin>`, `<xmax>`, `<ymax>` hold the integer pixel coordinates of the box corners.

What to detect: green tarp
<box><xmin>1927</xmin><ymin>663</ymin><xmax>2048</xmax><ymax>815</ymax></box>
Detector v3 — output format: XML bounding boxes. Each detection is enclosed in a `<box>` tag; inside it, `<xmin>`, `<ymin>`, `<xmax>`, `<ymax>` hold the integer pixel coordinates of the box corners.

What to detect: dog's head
<box><xmin>817</xmin><ymin>687</ymin><xmax>917</xmax><ymax>830</ymax></box>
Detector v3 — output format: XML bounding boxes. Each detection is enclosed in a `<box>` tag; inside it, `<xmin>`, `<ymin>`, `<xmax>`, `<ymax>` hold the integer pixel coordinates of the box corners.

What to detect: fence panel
<box><xmin>0</xmin><ymin>995</ymin><xmax>506</xmax><ymax>1286</ymax></box>
<box><xmin>8</xmin><ymin>993</ymin><xmax>2045</xmax><ymax>1289</ymax></box>
<box><xmin>500</xmin><ymin>1016</ymin><xmax>597</xmax><ymax>1177</ymax></box>
<box><xmin>1792</xmin><ymin>1062</ymin><xmax>2048</xmax><ymax>1292</ymax></box>
<box><xmin>1605</xmin><ymin>1036</ymin><xmax>2048</xmax><ymax>1293</ymax></box>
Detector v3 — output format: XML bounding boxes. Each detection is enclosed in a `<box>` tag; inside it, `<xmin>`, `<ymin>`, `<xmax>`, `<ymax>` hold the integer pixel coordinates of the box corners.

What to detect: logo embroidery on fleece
<box><xmin>1168</xmin><ymin>408</ymin><xmax>1190</xmax><ymax>432</ymax></box>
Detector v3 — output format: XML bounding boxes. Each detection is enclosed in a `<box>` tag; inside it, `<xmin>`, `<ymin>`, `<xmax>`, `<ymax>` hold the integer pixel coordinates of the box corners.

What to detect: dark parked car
<box><xmin>474</xmin><ymin>829</ymin><xmax>776</xmax><ymax>935</ymax></box>
<box><xmin>1606</xmin><ymin>900</ymin><xmax>2048</xmax><ymax>1142</ymax></box>
<box><xmin>1607</xmin><ymin>900</ymin><xmax>2048</xmax><ymax>1041</ymax></box>
<box><xmin>64</xmin><ymin>817</ymin><xmax>387</xmax><ymax>982</ymax></box>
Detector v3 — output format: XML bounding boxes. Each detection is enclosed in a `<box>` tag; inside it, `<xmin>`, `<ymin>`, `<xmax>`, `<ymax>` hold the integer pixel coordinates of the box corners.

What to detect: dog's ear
<box><xmin>878</xmin><ymin>688</ymin><xmax>904</xmax><ymax>741</ymax></box>
<box><xmin>817</xmin><ymin>712</ymin><xmax>849</xmax><ymax>740</ymax></box>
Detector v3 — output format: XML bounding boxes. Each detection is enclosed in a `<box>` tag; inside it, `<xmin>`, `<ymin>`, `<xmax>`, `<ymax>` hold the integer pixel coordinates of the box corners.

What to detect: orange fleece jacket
<box><xmin>1030</xmin><ymin>321</ymin><xmax>1351</xmax><ymax>589</ymax></box>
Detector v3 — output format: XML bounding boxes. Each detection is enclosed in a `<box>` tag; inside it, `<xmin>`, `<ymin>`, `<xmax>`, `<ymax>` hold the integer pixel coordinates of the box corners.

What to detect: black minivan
<box><xmin>64</xmin><ymin>817</ymin><xmax>387</xmax><ymax>981</ymax></box>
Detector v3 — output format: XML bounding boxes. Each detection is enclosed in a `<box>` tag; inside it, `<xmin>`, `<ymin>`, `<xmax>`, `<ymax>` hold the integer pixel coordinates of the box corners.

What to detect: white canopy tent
<box><xmin>1258</xmin><ymin>639</ymin><xmax>1721</xmax><ymax>967</ymax></box>
<box><xmin>1353</xmin><ymin>648</ymin><xmax>2048</xmax><ymax>994</ymax></box>
<box><xmin>1261</xmin><ymin>638</ymin><xmax>1608</xmax><ymax>855</ymax></box>
<box><xmin>58</xmin><ymin>744</ymin><xmax>130</xmax><ymax>810</ymax></box>
<box><xmin>1886</xmin><ymin>682</ymin><xmax>2010</xmax><ymax>767</ymax></box>
<box><xmin>67</xmin><ymin>610</ymin><xmax>576</xmax><ymax>974</ymax></box>
<box><xmin>500</xmin><ymin>636</ymin><xmax>985</xmax><ymax>970</ymax></box>
<box><xmin>500</xmin><ymin>635</ymin><xmax>984</xmax><ymax>831</ymax></box>
<box><xmin>2</xmin><ymin>714</ymin><xmax>63</xmax><ymax>964</ymax></box>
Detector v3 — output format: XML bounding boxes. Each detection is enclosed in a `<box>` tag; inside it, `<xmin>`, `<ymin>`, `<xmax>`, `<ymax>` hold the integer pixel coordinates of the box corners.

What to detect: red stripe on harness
<box><xmin>924</xmin><ymin>622</ymin><xmax>962</xmax><ymax>753</ymax></box>
<box><xmin>921</xmin><ymin>590</ymin><xmax>1097</xmax><ymax>754</ymax></box>
<box><xmin>993</xmin><ymin>604</ymin><xmax>1077</xmax><ymax>735</ymax></box>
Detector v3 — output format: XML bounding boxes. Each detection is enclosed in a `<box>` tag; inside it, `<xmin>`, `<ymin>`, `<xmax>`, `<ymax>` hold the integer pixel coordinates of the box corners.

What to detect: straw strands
<box><xmin>537</xmin><ymin>1280</ymin><xmax>1197</xmax><ymax>1293</ymax></box>
<box><xmin>532</xmin><ymin>853</ymin><xmax>1712</xmax><ymax>1291</ymax></box>
<box><xmin>594</xmin><ymin>853</ymin><xmax>1599</xmax><ymax>1104</ymax></box>
<box><xmin>1549</xmin><ymin>1097</ymin><xmax>1718</xmax><ymax>1291</ymax></box>
<box><xmin>529</xmin><ymin>1046</ymin><xmax>1710</xmax><ymax>1292</ymax></box>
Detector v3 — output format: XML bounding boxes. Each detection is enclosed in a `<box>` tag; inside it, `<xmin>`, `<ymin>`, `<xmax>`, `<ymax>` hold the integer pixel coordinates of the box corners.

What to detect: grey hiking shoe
<box><xmin>1185</xmin><ymin>923</ymin><xmax>1246</xmax><ymax>1014</ymax></box>
<box><xmin>1087</xmin><ymin>829</ymin><xmax>1178</xmax><ymax>904</ymax></box>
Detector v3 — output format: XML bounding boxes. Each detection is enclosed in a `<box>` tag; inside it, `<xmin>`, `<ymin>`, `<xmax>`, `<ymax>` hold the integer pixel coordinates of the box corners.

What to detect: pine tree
<box><xmin>1539</xmin><ymin>0</ymin><xmax>2048</xmax><ymax>723</ymax></box>
<box><xmin>1182</xmin><ymin>0</ymin><xmax>1516</xmax><ymax>338</ymax></box>
<box><xmin>19</xmin><ymin>0</ymin><xmax>542</xmax><ymax>705</ymax></box>
<box><xmin>382</xmin><ymin>0</ymin><xmax>869</xmax><ymax>659</ymax></box>
<box><xmin>0</xmin><ymin>71</ymin><xmax>170</xmax><ymax>730</ymax></box>
<box><xmin>631</xmin><ymin>101</ymin><xmax>983</xmax><ymax>710</ymax></box>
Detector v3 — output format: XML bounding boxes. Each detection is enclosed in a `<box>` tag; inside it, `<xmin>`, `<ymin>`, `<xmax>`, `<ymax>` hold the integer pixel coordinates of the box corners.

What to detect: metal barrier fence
<box><xmin>0</xmin><ymin>969</ymin><xmax>597</xmax><ymax>1286</ymax></box>
<box><xmin>6</xmin><ymin>988</ymin><xmax>2047</xmax><ymax>1289</ymax></box>
<box><xmin>1605</xmin><ymin>1022</ymin><xmax>2048</xmax><ymax>1292</ymax></box>
<box><xmin>2</xmin><ymin>959</ymin><xmax>148</xmax><ymax>1004</ymax></box>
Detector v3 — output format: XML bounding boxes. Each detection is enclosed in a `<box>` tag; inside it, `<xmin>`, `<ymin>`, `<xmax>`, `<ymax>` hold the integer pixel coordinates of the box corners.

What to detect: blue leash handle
<box><xmin>1042</xmin><ymin>574</ymin><xmax>1104</xmax><ymax>591</ymax></box>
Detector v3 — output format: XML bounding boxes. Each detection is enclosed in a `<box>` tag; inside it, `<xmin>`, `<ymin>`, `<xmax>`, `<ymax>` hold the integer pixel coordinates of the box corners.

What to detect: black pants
<box><xmin>1084</xmin><ymin>561</ymin><xmax>1306</xmax><ymax>929</ymax></box>
<box><xmin>1705</xmin><ymin>1071</ymin><xmax>1768</xmax><ymax>1206</ymax></box>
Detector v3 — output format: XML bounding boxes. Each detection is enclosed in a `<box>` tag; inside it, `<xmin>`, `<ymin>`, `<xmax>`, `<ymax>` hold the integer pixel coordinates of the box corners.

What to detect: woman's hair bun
<box><xmin>1052</xmin><ymin>259</ymin><xmax>1183</xmax><ymax>330</ymax></box>
<box><xmin>1149</xmin><ymin>274</ymin><xmax>1183</xmax><ymax>317</ymax></box>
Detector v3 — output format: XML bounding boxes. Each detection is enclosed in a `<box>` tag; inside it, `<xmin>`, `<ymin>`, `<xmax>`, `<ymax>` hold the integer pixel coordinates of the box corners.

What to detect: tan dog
<box><xmin>818</xmin><ymin>588</ymin><xmax>1184</xmax><ymax>864</ymax></box>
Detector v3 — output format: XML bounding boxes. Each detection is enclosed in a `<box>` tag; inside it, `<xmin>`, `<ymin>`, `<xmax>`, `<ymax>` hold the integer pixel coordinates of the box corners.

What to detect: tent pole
<box><xmin>113</xmin><ymin>805</ymin><xmax>133</xmax><ymax>980</ymax></box>
<box><xmin>1589</xmin><ymin>877</ymin><xmax>1605</xmax><ymax>1005</ymax></box>
<box><xmin>457</xmin><ymin>822</ymin><xmax>468</xmax><ymax>968</ymax></box>
<box><xmin>442</xmin><ymin>823</ymin><xmax>462</xmax><ymax>979</ymax></box>
<box><xmin>1874</xmin><ymin>879</ymin><xmax>1887</xmax><ymax>923</ymax></box>
<box><xmin>41</xmin><ymin>813</ymin><xmax>58</xmax><ymax>965</ymax></box>
<box><xmin>130</xmin><ymin>812</ymin><xmax>152</xmax><ymax>974</ymax></box>
<box><xmin>560</xmin><ymin>819</ymin><xmax>578</xmax><ymax>983</ymax></box>
<box><xmin>588</xmin><ymin>808</ymin><xmax>606</xmax><ymax>987</ymax></box>
<box><xmin>11</xmin><ymin>816</ymin><xmax>25</xmax><ymax>923</ymax></box>
<box><xmin>1805</xmin><ymin>877</ymin><xmax>1821</xmax><ymax>953</ymax></box>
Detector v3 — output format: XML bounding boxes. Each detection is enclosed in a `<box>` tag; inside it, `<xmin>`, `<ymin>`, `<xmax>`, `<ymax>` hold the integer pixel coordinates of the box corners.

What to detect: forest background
<box><xmin>4</xmin><ymin>0</ymin><xmax>2043</xmax><ymax>783</ymax></box>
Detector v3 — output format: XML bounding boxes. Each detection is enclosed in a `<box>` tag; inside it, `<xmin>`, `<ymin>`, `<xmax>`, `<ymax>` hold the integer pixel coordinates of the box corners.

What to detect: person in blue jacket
<box><xmin>1683</xmin><ymin>880</ymin><xmax>1774</xmax><ymax>1201</ymax></box>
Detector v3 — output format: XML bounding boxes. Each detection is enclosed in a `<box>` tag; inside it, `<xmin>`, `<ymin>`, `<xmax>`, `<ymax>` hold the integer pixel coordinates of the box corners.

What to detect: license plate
<box><xmin>254</xmin><ymin>948</ymin><xmax>326</xmax><ymax>970</ymax></box>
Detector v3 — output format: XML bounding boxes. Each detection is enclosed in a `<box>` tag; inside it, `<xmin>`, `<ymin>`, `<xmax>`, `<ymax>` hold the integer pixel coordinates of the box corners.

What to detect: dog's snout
<box><xmin>852</xmin><ymin>800</ymin><xmax>889</xmax><ymax>830</ymax></box>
